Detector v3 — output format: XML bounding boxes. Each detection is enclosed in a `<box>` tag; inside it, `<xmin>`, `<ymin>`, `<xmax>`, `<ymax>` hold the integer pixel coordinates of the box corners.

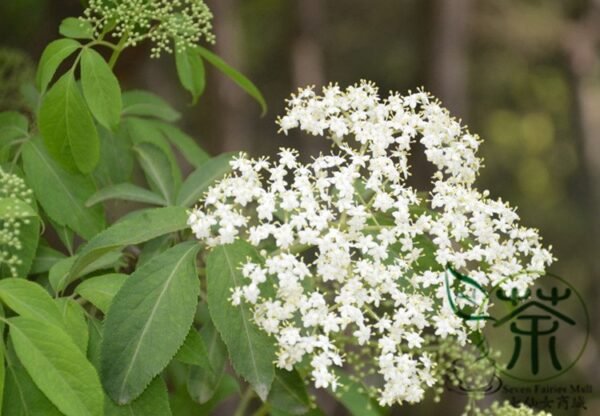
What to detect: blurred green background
<box><xmin>1</xmin><ymin>0</ymin><xmax>600</xmax><ymax>414</ymax></box>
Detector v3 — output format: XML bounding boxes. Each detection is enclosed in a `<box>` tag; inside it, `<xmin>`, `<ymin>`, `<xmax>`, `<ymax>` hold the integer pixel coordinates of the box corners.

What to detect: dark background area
<box><xmin>1</xmin><ymin>0</ymin><xmax>600</xmax><ymax>414</ymax></box>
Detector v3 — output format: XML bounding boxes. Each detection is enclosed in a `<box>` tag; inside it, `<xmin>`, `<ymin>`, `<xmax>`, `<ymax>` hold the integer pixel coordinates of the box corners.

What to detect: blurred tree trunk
<box><xmin>292</xmin><ymin>0</ymin><xmax>325</xmax><ymax>89</ymax></box>
<box><xmin>429</xmin><ymin>0</ymin><xmax>471</xmax><ymax>120</ymax></box>
<box><xmin>563</xmin><ymin>5</ymin><xmax>600</xmax><ymax>378</ymax></box>
<box><xmin>292</xmin><ymin>0</ymin><xmax>326</xmax><ymax>158</ymax></box>
<box><xmin>210</xmin><ymin>0</ymin><xmax>249</xmax><ymax>152</ymax></box>
<box><xmin>564</xmin><ymin>7</ymin><xmax>600</xmax><ymax>203</ymax></box>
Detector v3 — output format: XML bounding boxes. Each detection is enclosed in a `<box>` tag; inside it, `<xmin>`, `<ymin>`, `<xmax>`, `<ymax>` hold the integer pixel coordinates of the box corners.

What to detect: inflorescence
<box><xmin>83</xmin><ymin>0</ymin><xmax>215</xmax><ymax>57</ymax></box>
<box><xmin>474</xmin><ymin>401</ymin><xmax>552</xmax><ymax>416</ymax></box>
<box><xmin>0</xmin><ymin>169</ymin><xmax>34</xmax><ymax>277</ymax></box>
<box><xmin>188</xmin><ymin>81</ymin><xmax>554</xmax><ymax>406</ymax></box>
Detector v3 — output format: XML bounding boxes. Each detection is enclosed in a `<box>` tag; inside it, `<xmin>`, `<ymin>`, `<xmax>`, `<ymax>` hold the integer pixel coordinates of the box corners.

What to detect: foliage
<box><xmin>0</xmin><ymin>2</ymin><xmax>550</xmax><ymax>416</ymax></box>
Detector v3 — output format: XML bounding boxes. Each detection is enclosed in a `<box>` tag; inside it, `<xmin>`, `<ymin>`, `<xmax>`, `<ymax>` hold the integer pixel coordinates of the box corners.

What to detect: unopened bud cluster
<box><xmin>83</xmin><ymin>0</ymin><xmax>215</xmax><ymax>57</ymax></box>
<box><xmin>0</xmin><ymin>169</ymin><xmax>34</xmax><ymax>277</ymax></box>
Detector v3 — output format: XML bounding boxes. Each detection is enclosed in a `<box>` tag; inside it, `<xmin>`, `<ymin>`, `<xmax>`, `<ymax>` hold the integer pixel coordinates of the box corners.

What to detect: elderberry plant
<box><xmin>0</xmin><ymin>1</ymin><xmax>555</xmax><ymax>416</ymax></box>
<box><xmin>188</xmin><ymin>82</ymin><xmax>553</xmax><ymax>408</ymax></box>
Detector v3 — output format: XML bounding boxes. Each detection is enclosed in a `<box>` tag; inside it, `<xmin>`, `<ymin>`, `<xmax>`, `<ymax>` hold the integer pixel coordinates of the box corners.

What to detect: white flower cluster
<box><xmin>475</xmin><ymin>401</ymin><xmax>552</xmax><ymax>416</ymax></box>
<box><xmin>83</xmin><ymin>0</ymin><xmax>215</xmax><ymax>57</ymax></box>
<box><xmin>0</xmin><ymin>169</ymin><xmax>34</xmax><ymax>277</ymax></box>
<box><xmin>188</xmin><ymin>81</ymin><xmax>553</xmax><ymax>406</ymax></box>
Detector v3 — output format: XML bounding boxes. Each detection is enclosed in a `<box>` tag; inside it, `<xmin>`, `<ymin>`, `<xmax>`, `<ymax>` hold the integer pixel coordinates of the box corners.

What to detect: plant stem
<box><xmin>233</xmin><ymin>387</ymin><xmax>255</xmax><ymax>416</ymax></box>
<box><xmin>364</xmin><ymin>304</ymin><xmax>380</xmax><ymax>321</ymax></box>
<box><xmin>91</xmin><ymin>40</ymin><xmax>118</xmax><ymax>50</ymax></box>
<box><xmin>108</xmin><ymin>35</ymin><xmax>129</xmax><ymax>69</ymax></box>
<box><xmin>271</xmin><ymin>243</ymin><xmax>312</xmax><ymax>257</ymax></box>
<box><xmin>10</xmin><ymin>141</ymin><xmax>26</xmax><ymax>169</ymax></box>
<box><xmin>251</xmin><ymin>402</ymin><xmax>270</xmax><ymax>416</ymax></box>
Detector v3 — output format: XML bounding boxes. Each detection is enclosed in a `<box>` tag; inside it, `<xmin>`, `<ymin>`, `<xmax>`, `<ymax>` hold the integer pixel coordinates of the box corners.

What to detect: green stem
<box><xmin>108</xmin><ymin>35</ymin><xmax>129</xmax><ymax>69</ymax></box>
<box><xmin>233</xmin><ymin>387</ymin><xmax>255</xmax><ymax>416</ymax></box>
<box><xmin>362</xmin><ymin>224</ymin><xmax>393</xmax><ymax>231</ymax></box>
<box><xmin>354</xmin><ymin>181</ymin><xmax>384</xmax><ymax>227</ymax></box>
<box><xmin>251</xmin><ymin>402</ymin><xmax>270</xmax><ymax>416</ymax></box>
<box><xmin>92</xmin><ymin>40</ymin><xmax>118</xmax><ymax>50</ymax></box>
<box><xmin>10</xmin><ymin>141</ymin><xmax>26</xmax><ymax>169</ymax></box>
<box><xmin>364</xmin><ymin>304</ymin><xmax>380</xmax><ymax>321</ymax></box>
<box><xmin>271</xmin><ymin>243</ymin><xmax>312</xmax><ymax>257</ymax></box>
<box><xmin>6</xmin><ymin>137</ymin><xmax>28</xmax><ymax>148</ymax></box>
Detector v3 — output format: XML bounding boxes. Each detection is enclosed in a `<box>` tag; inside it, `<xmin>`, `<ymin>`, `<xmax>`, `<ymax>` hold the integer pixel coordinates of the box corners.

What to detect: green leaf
<box><xmin>174</xmin><ymin>327</ymin><xmax>211</xmax><ymax>369</ymax></box>
<box><xmin>101</xmin><ymin>242</ymin><xmax>200</xmax><ymax>404</ymax></box>
<box><xmin>137</xmin><ymin>234</ymin><xmax>174</xmax><ymax>267</ymax></box>
<box><xmin>80</xmin><ymin>48</ymin><xmax>122</xmax><ymax>129</ymax></box>
<box><xmin>70</xmin><ymin>206</ymin><xmax>188</xmax><ymax>278</ymax></box>
<box><xmin>0</xmin><ymin>111</ymin><xmax>28</xmax><ymax>145</ymax></box>
<box><xmin>87</xmin><ymin>183</ymin><xmax>167</xmax><ymax>207</ymax></box>
<box><xmin>49</xmin><ymin>250</ymin><xmax>123</xmax><ymax>294</ymax></box>
<box><xmin>3</xmin><ymin>345</ymin><xmax>63</xmax><ymax>416</ymax></box>
<box><xmin>126</xmin><ymin>118</ymin><xmax>182</xmax><ymax>190</ymax></box>
<box><xmin>87</xmin><ymin>317</ymin><xmax>103</xmax><ymax>367</ymax></box>
<box><xmin>197</xmin><ymin>46</ymin><xmax>267</xmax><ymax>115</ymax></box>
<box><xmin>48</xmin><ymin>257</ymin><xmax>76</xmax><ymax>293</ymax></box>
<box><xmin>198</xmin><ymin>374</ymin><xmax>240</xmax><ymax>412</ymax></box>
<box><xmin>75</xmin><ymin>273</ymin><xmax>127</xmax><ymax>314</ymax></box>
<box><xmin>36</xmin><ymin>38</ymin><xmax>81</xmax><ymax>94</ymax></box>
<box><xmin>30</xmin><ymin>243</ymin><xmax>66</xmax><ymax>274</ymax></box>
<box><xmin>269</xmin><ymin>369</ymin><xmax>311</xmax><ymax>415</ymax></box>
<box><xmin>0</xmin><ymin>278</ymin><xmax>64</xmax><ymax>326</ymax></box>
<box><xmin>87</xmin><ymin>321</ymin><xmax>172</xmax><ymax>415</ymax></box>
<box><xmin>9</xmin><ymin>317</ymin><xmax>104</xmax><ymax>416</ymax></box>
<box><xmin>59</xmin><ymin>17</ymin><xmax>94</xmax><ymax>39</ymax></box>
<box><xmin>272</xmin><ymin>409</ymin><xmax>325</xmax><ymax>416</ymax></box>
<box><xmin>0</xmin><ymin>278</ymin><xmax>94</xmax><ymax>351</ymax></box>
<box><xmin>38</xmin><ymin>70</ymin><xmax>100</xmax><ymax>173</ymax></box>
<box><xmin>134</xmin><ymin>142</ymin><xmax>176</xmax><ymax>205</ymax></box>
<box><xmin>174</xmin><ymin>373</ymin><xmax>239</xmax><ymax>416</ymax></box>
<box><xmin>158</xmin><ymin>123</ymin><xmax>210</xmax><ymax>168</ymax></box>
<box><xmin>176</xmin><ymin>46</ymin><xmax>206</xmax><ymax>104</ymax></box>
<box><xmin>0</xmin><ymin>111</ymin><xmax>27</xmax><ymax>134</ymax></box>
<box><xmin>206</xmin><ymin>241</ymin><xmax>275</xmax><ymax>400</ymax></box>
<box><xmin>49</xmin><ymin>219</ymin><xmax>76</xmax><ymax>254</ymax></box>
<box><xmin>122</xmin><ymin>90</ymin><xmax>180</xmax><ymax>121</ymax></box>
<box><xmin>186</xmin><ymin>318</ymin><xmax>227</xmax><ymax>404</ymax></box>
<box><xmin>19</xmin><ymin>83</ymin><xmax>41</xmax><ymax>112</ymax></box>
<box><xmin>331</xmin><ymin>371</ymin><xmax>383</xmax><ymax>416</ymax></box>
<box><xmin>56</xmin><ymin>298</ymin><xmax>89</xmax><ymax>352</ymax></box>
<box><xmin>104</xmin><ymin>377</ymin><xmax>172</xmax><ymax>416</ymax></box>
<box><xmin>0</xmin><ymin>197</ymin><xmax>37</xmax><ymax>219</ymax></box>
<box><xmin>93</xmin><ymin>125</ymin><xmax>134</xmax><ymax>187</ymax></box>
<box><xmin>22</xmin><ymin>139</ymin><xmax>105</xmax><ymax>239</ymax></box>
<box><xmin>177</xmin><ymin>152</ymin><xmax>235</xmax><ymax>207</ymax></box>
